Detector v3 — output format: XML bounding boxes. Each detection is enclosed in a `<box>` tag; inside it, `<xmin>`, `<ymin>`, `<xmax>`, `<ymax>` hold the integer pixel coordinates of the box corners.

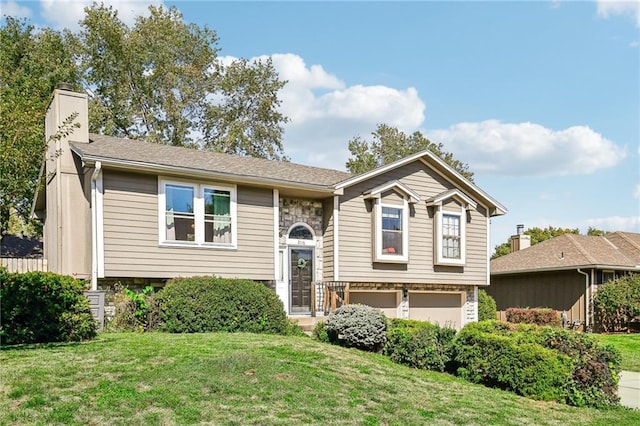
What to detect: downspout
<box><xmin>577</xmin><ymin>268</ymin><xmax>589</xmax><ymax>329</ymax></box>
<box><xmin>90</xmin><ymin>161</ymin><xmax>102</xmax><ymax>291</ymax></box>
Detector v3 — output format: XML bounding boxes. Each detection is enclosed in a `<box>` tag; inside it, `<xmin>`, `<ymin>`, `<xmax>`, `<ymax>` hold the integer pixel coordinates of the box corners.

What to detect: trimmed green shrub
<box><xmin>155</xmin><ymin>276</ymin><xmax>290</xmax><ymax>334</ymax></box>
<box><xmin>593</xmin><ymin>274</ymin><xmax>640</xmax><ymax>332</ymax></box>
<box><xmin>0</xmin><ymin>269</ymin><xmax>97</xmax><ymax>345</ymax></box>
<box><xmin>506</xmin><ymin>307</ymin><xmax>561</xmax><ymax>327</ymax></box>
<box><xmin>324</xmin><ymin>304</ymin><xmax>387</xmax><ymax>352</ymax></box>
<box><xmin>455</xmin><ymin>326</ymin><xmax>571</xmax><ymax>401</ymax></box>
<box><xmin>383</xmin><ymin>318</ymin><xmax>455</xmax><ymax>372</ymax></box>
<box><xmin>452</xmin><ymin>321</ymin><xmax>572</xmax><ymax>401</ymax></box>
<box><xmin>477</xmin><ymin>289</ymin><xmax>497</xmax><ymax>321</ymax></box>
<box><xmin>451</xmin><ymin>320</ymin><xmax>621</xmax><ymax>407</ymax></box>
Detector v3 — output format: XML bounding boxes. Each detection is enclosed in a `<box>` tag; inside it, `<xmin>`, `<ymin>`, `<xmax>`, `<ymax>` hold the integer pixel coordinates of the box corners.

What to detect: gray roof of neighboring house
<box><xmin>71</xmin><ymin>134</ymin><xmax>353</xmax><ymax>189</ymax></box>
<box><xmin>491</xmin><ymin>232</ymin><xmax>640</xmax><ymax>275</ymax></box>
<box><xmin>0</xmin><ymin>235</ymin><xmax>43</xmax><ymax>258</ymax></box>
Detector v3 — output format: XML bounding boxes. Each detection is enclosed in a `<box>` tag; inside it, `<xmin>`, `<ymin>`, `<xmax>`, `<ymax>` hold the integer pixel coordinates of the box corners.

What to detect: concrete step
<box><xmin>289</xmin><ymin>315</ymin><xmax>328</xmax><ymax>332</ymax></box>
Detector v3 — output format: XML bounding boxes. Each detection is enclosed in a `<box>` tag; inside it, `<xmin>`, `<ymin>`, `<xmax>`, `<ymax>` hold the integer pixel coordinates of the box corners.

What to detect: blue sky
<box><xmin>2</xmin><ymin>0</ymin><xmax>639</xmax><ymax>250</ymax></box>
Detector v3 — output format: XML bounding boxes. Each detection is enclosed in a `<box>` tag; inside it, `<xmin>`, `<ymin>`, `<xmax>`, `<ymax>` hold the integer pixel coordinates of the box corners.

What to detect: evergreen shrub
<box><xmin>155</xmin><ymin>276</ymin><xmax>290</xmax><ymax>334</ymax></box>
<box><xmin>477</xmin><ymin>289</ymin><xmax>497</xmax><ymax>321</ymax></box>
<box><xmin>0</xmin><ymin>268</ymin><xmax>97</xmax><ymax>344</ymax></box>
<box><xmin>324</xmin><ymin>304</ymin><xmax>387</xmax><ymax>352</ymax></box>
<box><xmin>452</xmin><ymin>322</ymin><xmax>571</xmax><ymax>401</ymax></box>
<box><xmin>451</xmin><ymin>320</ymin><xmax>621</xmax><ymax>407</ymax></box>
<box><xmin>383</xmin><ymin>318</ymin><xmax>455</xmax><ymax>372</ymax></box>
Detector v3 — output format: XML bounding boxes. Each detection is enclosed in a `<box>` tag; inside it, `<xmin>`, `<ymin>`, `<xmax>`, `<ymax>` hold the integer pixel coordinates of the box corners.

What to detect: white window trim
<box><xmin>286</xmin><ymin>222</ymin><xmax>316</xmax><ymax>247</ymax></box>
<box><xmin>158</xmin><ymin>177</ymin><xmax>237</xmax><ymax>249</ymax></box>
<box><xmin>435</xmin><ymin>205</ymin><xmax>466</xmax><ymax>266</ymax></box>
<box><xmin>373</xmin><ymin>198</ymin><xmax>409</xmax><ymax>263</ymax></box>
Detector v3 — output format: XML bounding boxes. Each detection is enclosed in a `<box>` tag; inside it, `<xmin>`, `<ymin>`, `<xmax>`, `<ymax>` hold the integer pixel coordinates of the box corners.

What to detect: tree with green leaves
<box><xmin>75</xmin><ymin>4</ymin><xmax>288</xmax><ymax>159</ymax></box>
<box><xmin>345</xmin><ymin>124</ymin><xmax>474</xmax><ymax>181</ymax></box>
<box><xmin>1</xmin><ymin>4</ymin><xmax>290</xmax><ymax>235</ymax></box>
<box><xmin>491</xmin><ymin>226</ymin><xmax>595</xmax><ymax>259</ymax></box>
<box><xmin>0</xmin><ymin>17</ymin><xmax>81</xmax><ymax>236</ymax></box>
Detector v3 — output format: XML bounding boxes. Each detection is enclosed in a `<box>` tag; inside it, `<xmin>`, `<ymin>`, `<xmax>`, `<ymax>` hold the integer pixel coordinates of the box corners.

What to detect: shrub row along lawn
<box><xmin>592</xmin><ymin>333</ymin><xmax>640</xmax><ymax>372</ymax></box>
<box><xmin>2</xmin><ymin>333</ymin><xmax>639</xmax><ymax>426</ymax></box>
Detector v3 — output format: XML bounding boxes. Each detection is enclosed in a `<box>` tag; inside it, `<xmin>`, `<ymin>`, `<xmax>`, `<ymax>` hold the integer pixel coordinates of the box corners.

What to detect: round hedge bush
<box><xmin>0</xmin><ymin>268</ymin><xmax>97</xmax><ymax>344</ymax></box>
<box><xmin>383</xmin><ymin>318</ymin><xmax>456</xmax><ymax>372</ymax></box>
<box><xmin>451</xmin><ymin>320</ymin><xmax>621</xmax><ymax>408</ymax></box>
<box><xmin>155</xmin><ymin>276</ymin><xmax>290</xmax><ymax>334</ymax></box>
<box><xmin>324</xmin><ymin>304</ymin><xmax>387</xmax><ymax>352</ymax></box>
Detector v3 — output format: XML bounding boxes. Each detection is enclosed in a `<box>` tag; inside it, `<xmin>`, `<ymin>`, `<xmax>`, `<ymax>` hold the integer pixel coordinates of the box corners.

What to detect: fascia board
<box><xmin>491</xmin><ymin>264</ymin><xmax>640</xmax><ymax>276</ymax></box>
<box><xmin>73</xmin><ymin>149</ymin><xmax>335</xmax><ymax>195</ymax></box>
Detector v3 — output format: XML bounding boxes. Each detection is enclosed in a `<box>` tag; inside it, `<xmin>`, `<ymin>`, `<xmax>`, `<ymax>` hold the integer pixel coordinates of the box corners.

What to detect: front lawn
<box><xmin>1</xmin><ymin>333</ymin><xmax>639</xmax><ymax>425</ymax></box>
<box><xmin>592</xmin><ymin>333</ymin><xmax>640</xmax><ymax>371</ymax></box>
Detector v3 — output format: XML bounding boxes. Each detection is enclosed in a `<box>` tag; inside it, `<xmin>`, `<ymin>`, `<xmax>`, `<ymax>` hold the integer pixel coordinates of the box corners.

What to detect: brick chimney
<box><xmin>510</xmin><ymin>224</ymin><xmax>531</xmax><ymax>252</ymax></box>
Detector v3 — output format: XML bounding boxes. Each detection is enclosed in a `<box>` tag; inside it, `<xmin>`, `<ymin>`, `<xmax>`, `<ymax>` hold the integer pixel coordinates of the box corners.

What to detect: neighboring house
<box><xmin>0</xmin><ymin>235</ymin><xmax>46</xmax><ymax>273</ymax></box>
<box><xmin>32</xmin><ymin>87</ymin><xmax>506</xmax><ymax>329</ymax></box>
<box><xmin>488</xmin><ymin>230</ymin><xmax>640</xmax><ymax>330</ymax></box>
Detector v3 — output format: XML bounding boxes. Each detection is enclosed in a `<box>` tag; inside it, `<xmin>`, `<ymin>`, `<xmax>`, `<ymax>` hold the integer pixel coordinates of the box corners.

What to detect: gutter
<box><xmin>577</xmin><ymin>268</ymin><xmax>589</xmax><ymax>329</ymax></box>
<box><xmin>70</xmin><ymin>146</ymin><xmax>337</xmax><ymax>195</ymax></box>
<box><xmin>90</xmin><ymin>161</ymin><xmax>102</xmax><ymax>291</ymax></box>
<box><xmin>491</xmin><ymin>264</ymin><xmax>640</xmax><ymax>276</ymax></box>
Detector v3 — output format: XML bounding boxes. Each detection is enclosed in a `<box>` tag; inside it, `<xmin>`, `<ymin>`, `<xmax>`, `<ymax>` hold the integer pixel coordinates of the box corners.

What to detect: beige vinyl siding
<box><xmin>337</xmin><ymin>160</ymin><xmax>488</xmax><ymax>285</ymax></box>
<box><xmin>102</xmin><ymin>170</ymin><xmax>274</xmax><ymax>279</ymax></box>
<box><xmin>322</xmin><ymin>198</ymin><xmax>334</xmax><ymax>280</ymax></box>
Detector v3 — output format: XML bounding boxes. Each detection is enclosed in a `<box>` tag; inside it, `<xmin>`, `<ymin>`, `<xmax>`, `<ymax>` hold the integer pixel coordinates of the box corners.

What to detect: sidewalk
<box><xmin>619</xmin><ymin>371</ymin><xmax>640</xmax><ymax>409</ymax></box>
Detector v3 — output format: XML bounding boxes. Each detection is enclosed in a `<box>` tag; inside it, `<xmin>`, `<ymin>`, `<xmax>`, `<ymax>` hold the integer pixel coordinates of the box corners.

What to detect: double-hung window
<box><xmin>374</xmin><ymin>200</ymin><xmax>409</xmax><ymax>263</ymax></box>
<box><xmin>435</xmin><ymin>209</ymin><xmax>465</xmax><ymax>266</ymax></box>
<box><xmin>442</xmin><ymin>214</ymin><xmax>461</xmax><ymax>259</ymax></box>
<box><xmin>382</xmin><ymin>207</ymin><xmax>403</xmax><ymax>255</ymax></box>
<box><xmin>160</xmin><ymin>179</ymin><xmax>237</xmax><ymax>248</ymax></box>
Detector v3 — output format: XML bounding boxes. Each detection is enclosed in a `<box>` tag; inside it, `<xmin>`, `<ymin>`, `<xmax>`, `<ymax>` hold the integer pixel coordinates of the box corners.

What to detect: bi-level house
<box><xmin>32</xmin><ymin>87</ymin><xmax>506</xmax><ymax>329</ymax></box>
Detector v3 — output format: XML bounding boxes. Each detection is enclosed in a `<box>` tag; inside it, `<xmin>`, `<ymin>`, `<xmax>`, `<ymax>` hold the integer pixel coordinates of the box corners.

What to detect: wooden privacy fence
<box><xmin>1</xmin><ymin>257</ymin><xmax>48</xmax><ymax>273</ymax></box>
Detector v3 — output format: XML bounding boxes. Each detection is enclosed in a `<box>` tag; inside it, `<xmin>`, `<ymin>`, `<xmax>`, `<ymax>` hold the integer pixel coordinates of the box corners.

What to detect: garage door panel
<box><xmin>409</xmin><ymin>292</ymin><xmax>462</xmax><ymax>330</ymax></box>
<box><xmin>350</xmin><ymin>292</ymin><xmax>399</xmax><ymax>318</ymax></box>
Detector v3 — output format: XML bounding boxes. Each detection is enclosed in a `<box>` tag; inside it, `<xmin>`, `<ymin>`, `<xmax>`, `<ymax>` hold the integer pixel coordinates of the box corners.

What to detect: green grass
<box><xmin>1</xmin><ymin>333</ymin><xmax>639</xmax><ymax>425</ymax></box>
<box><xmin>591</xmin><ymin>333</ymin><xmax>640</xmax><ymax>372</ymax></box>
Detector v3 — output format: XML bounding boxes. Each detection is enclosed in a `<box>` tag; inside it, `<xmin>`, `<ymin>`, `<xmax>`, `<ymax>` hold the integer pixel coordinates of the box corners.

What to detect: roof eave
<box><xmin>74</xmin><ymin>149</ymin><xmax>336</xmax><ymax>195</ymax></box>
<box><xmin>30</xmin><ymin>158</ymin><xmax>47</xmax><ymax>219</ymax></box>
<box><xmin>333</xmin><ymin>150</ymin><xmax>507</xmax><ymax>216</ymax></box>
<box><xmin>491</xmin><ymin>264</ymin><xmax>640</xmax><ymax>276</ymax></box>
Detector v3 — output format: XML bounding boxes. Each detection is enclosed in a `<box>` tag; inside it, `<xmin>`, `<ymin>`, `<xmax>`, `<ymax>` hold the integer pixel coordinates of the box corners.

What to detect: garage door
<box><xmin>349</xmin><ymin>291</ymin><xmax>400</xmax><ymax>318</ymax></box>
<box><xmin>409</xmin><ymin>292</ymin><xmax>463</xmax><ymax>329</ymax></box>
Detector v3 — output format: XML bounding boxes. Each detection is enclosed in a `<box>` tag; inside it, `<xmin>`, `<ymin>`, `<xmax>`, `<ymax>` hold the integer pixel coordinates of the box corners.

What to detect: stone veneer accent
<box><xmin>279</xmin><ymin>198</ymin><xmax>323</xmax><ymax>238</ymax></box>
<box><xmin>465</xmin><ymin>286</ymin><xmax>479</xmax><ymax>323</ymax></box>
<box><xmin>279</xmin><ymin>198</ymin><xmax>324</xmax><ymax>284</ymax></box>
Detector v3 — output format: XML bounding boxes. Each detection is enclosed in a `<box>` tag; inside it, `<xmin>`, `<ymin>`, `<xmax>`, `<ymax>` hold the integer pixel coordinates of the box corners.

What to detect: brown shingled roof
<box><xmin>71</xmin><ymin>134</ymin><xmax>352</xmax><ymax>189</ymax></box>
<box><xmin>491</xmin><ymin>232</ymin><xmax>640</xmax><ymax>275</ymax></box>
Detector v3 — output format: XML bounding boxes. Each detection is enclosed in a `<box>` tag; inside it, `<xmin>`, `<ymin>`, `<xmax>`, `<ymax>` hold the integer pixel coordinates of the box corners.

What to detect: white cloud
<box><xmin>585</xmin><ymin>215</ymin><xmax>640</xmax><ymax>232</ymax></box>
<box><xmin>239</xmin><ymin>53</ymin><xmax>426</xmax><ymax>169</ymax></box>
<box><xmin>39</xmin><ymin>0</ymin><xmax>162</xmax><ymax>31</ymax></box>
<box><xmin>1</xmin><ymin>1</ymin><xmax>33</xmax><ymax>18</ymax></box>
<box><xmin>634</xmin><ymin>184</ymin><xmax>640</xmax><ymax>198</ymax></box>
<box><xmin>596</xmin><ymin>0</ymin><xmax>640</xmax><ymax>27</ymax></box>
<box><xmin>427</xmin><ymin>120</ymin><xmax>626</xmax><ymax>177</ymax></box>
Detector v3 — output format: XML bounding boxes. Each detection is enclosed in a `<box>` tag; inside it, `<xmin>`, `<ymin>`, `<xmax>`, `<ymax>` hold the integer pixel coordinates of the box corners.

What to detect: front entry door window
<box><xmin>290</xmin><ymin>248</ymin><xmax>313</xmax><ymax>313</ymax></box>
